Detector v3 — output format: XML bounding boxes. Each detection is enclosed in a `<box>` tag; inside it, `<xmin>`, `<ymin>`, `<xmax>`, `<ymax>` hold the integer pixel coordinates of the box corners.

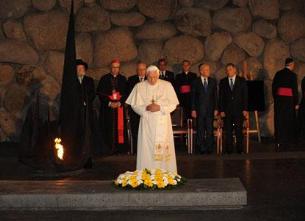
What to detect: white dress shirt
<box><xmin>200</xmin><ymin>76</ymin><xmax>208</xmax><ymax>85</ymax></box>
<box><xmin>228</xmin><ymin>75</ymin><xmax>236</xmax><ymax>85</ymax></box>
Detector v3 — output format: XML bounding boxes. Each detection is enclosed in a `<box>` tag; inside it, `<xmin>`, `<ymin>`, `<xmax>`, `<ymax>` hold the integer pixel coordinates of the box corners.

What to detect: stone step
<box><xmin>0</xmin><ymin>178</ymin><xmax>247</xmax><ymax>210</ymax></box>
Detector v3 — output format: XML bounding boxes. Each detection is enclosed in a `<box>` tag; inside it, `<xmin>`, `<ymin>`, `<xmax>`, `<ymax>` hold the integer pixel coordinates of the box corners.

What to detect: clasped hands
<box><xmin>146</xmin><ymin>102</ymin><xmax>160</xmax><ymax>112</ymax></box>
<box><xmin>109</xmin><ymin>101</ymin><xmax>121</xmax><ymax>109</ymax></box>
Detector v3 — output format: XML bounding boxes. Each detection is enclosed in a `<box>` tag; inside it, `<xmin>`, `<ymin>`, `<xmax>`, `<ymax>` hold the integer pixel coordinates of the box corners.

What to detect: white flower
<box><xmin>118</xmin><ymin>174</ymin><xmax>125</xmax><ymax>180</ymax></box>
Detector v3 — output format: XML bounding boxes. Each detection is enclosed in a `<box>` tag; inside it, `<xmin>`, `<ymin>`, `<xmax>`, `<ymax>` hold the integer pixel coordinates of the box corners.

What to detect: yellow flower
<box><xmin>129</xmin><ymin>179</ymin><xmax>139</xmax><ymax>188</ymax></box>
<box><xmin>156</xmin><ymin>180</ymin><xmax>166</xmax><ymax>188</ymax></box>
<box><xmin>122</xmin><ymin>178</ymin><xmax>128</xmax><ymax>187</ymax></box>
<box><xmin>142</xmin><ymin>172</ymin><xmax>150</xmax><ymax>180</ymax></box>
<box><xmin>144</xmin><ymin>179</ymin><xmax>153</xmax><ymax>187</ymax></box>
<box><xmin>167</xmin><ymin>176</ymin><xmax>176</xmax><ymax>185</ymax></box>
<box><xmin>155</xmin><ymin>176</ymin><xmax>163</xmax><ymax>183</ymax></box>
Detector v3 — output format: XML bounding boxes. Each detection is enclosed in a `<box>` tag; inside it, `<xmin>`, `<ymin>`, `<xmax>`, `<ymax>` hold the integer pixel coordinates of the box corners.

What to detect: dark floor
<box><xmin>1</xmin><ymin>139</ymin><xmax>305</xmax><ymax>220</ymax></box>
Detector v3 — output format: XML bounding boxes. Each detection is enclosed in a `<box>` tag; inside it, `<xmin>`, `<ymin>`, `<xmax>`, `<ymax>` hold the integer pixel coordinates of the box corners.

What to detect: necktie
<box><xmin>230</xmin><ymin>78</ymin><xmax>234</xmax><ymax>90</ymax></box>
<box><xmin>203</xmin><ymin>78</ymin><xmax>208</xmax><ymax>92</ymax></box>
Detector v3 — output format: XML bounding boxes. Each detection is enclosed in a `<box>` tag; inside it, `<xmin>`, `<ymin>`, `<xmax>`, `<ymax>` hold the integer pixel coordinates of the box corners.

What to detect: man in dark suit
<box><xmin>158</xmin><ymin>58</ymin><xmax>175</xmax><ymax>86</ymax></box>
<box><xmin>127</xmin><ymin>61</ymin><xmax>147</xmax><ymax>153</ymax></box>
<box><xmin>175</xmin><ymin>60</ymin><xmax>197</xmax><ymax>120</ymax></box>
<box><xmin>219</xmin><ymin>63</ymin><xmax>248</xmax><ymax>154</ymax></box>
<box><xmin>191</xmin><ymin>63</ymin><xmax>218</xmax><ymax>154</ymax></box>
<box><xmin>76</xmin><ymin>59</ymin><xmax>96</xmax><ymax>168</ymax></box>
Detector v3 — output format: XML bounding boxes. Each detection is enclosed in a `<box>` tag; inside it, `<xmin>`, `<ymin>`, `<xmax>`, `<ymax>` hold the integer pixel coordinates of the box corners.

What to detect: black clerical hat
<box><xmin>76</xmin><ymin>59</ymin><xmax>88</xmax><ymax>70</ymax></box>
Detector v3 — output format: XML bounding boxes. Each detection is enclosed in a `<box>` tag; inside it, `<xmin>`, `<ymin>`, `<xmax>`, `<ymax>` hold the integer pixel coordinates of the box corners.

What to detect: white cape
<box><xmin>126</xmin><ymin>80</ymin><xmax>179</xmax><ymax>173</ymax></box>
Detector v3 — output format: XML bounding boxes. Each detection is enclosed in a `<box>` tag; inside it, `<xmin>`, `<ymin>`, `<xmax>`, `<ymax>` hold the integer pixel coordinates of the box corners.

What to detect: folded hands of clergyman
<box><xmin>146</xmin><ymin>103</ymin><xmax>160</xmax><ymax>112</ymax></box>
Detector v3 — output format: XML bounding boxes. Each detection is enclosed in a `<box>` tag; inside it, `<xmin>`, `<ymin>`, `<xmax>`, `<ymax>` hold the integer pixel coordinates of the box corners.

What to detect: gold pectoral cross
<box><xmin>151</xmin><ymin>95</ymin><xmax>156</xmax><ymax>104</ymax></box>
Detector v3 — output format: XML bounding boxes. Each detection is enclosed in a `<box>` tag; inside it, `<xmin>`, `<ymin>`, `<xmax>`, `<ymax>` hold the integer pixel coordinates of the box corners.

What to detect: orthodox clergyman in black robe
<box><xmin>97</xmin><ymin>59</ymin><xmax>128</xmax><ymax>154</ymax></box>
<box><xmin>75</xmin><ymin>59</ymin><xmax>95</xmax><ymax>168</ymax></box>
<box><xmin>127</xmin><ymin>61</ymin><xmax>147</xmax><ymax>153</ymax></box>
<box><xmin>175</xmin><ymin>60</ymin><xmax>197</xmax><ymax>120</ymax></box>
<box><xmin>272</xmin><ymin>58</ymin><xmax>299</xmax><ymax>148</ymax></box>
<box><xmin>298</xmin><ymin>76</ymin><xmax>305</xmax><ymax>142</ymax></box>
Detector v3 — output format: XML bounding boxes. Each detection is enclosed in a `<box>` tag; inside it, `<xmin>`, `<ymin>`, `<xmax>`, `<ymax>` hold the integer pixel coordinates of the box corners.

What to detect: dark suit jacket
<box><xmin>219</xmin><ymin>76</ymin><xmax>248</xmax><ymax>116</ymax></box>
<box><xmin>79</xmin><ymin>75</ymin><xmax>95</xmax><ymax>102</ymax></box>
<box><xmin>160</xmin><ymin>70</ymin><xmax>175</xmax><ymax>85</ymax></box>
<box><xmin>127</xmin><ymin>74</ymin><xmax>146</xmax><ymax>95</ymax></box>
<box><xmin>78</xmin><ymin>75</ymin><xmax>96</xmax><ymax>130</ymax></box>
<box><xmin>191</xmin><ymin>77</ymin><xmax>217</xmax><ymax>117</ymax></box>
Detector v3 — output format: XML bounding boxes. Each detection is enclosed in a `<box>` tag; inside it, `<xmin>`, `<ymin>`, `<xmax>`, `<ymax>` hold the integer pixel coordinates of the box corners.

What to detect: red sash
<box><xmin>277</xmin><ymin>87</ymin><xmax>293</xmax><ymax>97</ymax></box>
<box><xmin>180</xmin><ymin>85</ymin><xmax>191</xmax><ymax>94</ymax></box>
<box><xmin>117</xmin><ymin>106</ymin><xmax>124</xmax><ymax>144</ymax></box>
<box><xmin>108</xmin><ymin>91</ymin><xmax>124</xmax><ymax>144</ymax></box>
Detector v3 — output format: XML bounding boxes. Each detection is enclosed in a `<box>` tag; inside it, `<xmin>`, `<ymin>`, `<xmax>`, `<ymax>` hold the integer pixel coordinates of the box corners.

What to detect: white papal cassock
<box><xmin>126</xmin><ymin>79</ymin><xmax>179</xmax><ymax>173</ymax></box>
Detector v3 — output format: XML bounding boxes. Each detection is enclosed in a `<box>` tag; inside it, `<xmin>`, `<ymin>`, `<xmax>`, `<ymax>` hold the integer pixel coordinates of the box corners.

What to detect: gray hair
<box><xmin>146</xmin><ymin>65</ymin><xmax>160</xmax><ymax>75</ymax></box>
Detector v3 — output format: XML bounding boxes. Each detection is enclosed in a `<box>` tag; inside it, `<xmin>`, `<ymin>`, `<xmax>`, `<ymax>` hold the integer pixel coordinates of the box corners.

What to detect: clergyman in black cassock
<box><xmin>158</xmin><ymin>58</ymin><xmax>175</xmax><ymax>86</ymax></box>
<box><xmin>298</xmin><ymin>76</ymin><xmax>305</xmax><ymax>142</ymax></box>
<box><xmin>97</xmin><ymin>59</ymin><xmax>128</xmax><ymax>154</ymax></box>
<box><xmin>175</xmin><ymin>60</ymin><xmax>197</xmax><ymax>120</ymax></box>
<box><xmin>191</xmin><ymin>63</ymin><xmax>217</xmax><ymax>154</ymax></box>
<box><xmin>219</xmin><ymin>63</ymin><xmax>248</xmax><ymax>154</ymax></box>
<box><xmin>272</xmin><ymin>58</ymin><xmax>299</xmax><ymax>147</ymax></box>
<box><xmin>127</xmin><ymin>61</ymin><xmax>147</xmax><ymax>153</ymax></box>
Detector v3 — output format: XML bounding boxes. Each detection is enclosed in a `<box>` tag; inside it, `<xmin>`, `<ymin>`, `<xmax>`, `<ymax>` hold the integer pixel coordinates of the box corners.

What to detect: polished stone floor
<box><xmin>1</xmin><ymin>139</ymin><xmax>305</xmax><ymax>220</ymax></box>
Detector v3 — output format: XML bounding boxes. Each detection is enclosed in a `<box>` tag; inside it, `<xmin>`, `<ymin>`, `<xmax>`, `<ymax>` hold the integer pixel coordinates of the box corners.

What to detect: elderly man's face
<box><xmin>111</xmin><ymin>63</ymin><xmax>120</xmax><ymax>75</ymax></box>
<box><xmin>137</xmin><ymin>63</ymin><xmax>147</xmax><ymax>77</ymax></box>
<box><xmin>182</xmin><ymin>61</ymin><xmax>191</xmax><ymax>72</ymax></box>
<box><xmin>147</xmin><ymin>70</ymin><xmax>159</xmax><ymax>85</ymax></box>
<box><xmin>77</xmin><ymin>65</ymin><xmax>86</xmax><ymax>77</ymax></box>
<box><xmin>226</xmin><ymin>65</ymin><xmax>236</xmax><ymax>77</ymax></box>
<box><xmin>199</xmin><ymin>64</ymin><xmax>210</xmax><ymax>77</ymax></box>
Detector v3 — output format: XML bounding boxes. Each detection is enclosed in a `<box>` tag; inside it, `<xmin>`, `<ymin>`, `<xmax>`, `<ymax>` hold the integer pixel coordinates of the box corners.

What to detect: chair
<box><xmin>171</xmin><ymin>106</ymin><xmax>192</xmax><ymax>154</ymax></box>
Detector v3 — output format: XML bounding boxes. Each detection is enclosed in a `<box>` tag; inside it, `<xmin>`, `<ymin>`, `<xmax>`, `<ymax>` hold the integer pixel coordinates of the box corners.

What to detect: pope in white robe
<box><xmin>126</xmin><ymin>65</ymin><xmax>179</xmax><ymax>173</ymax></box>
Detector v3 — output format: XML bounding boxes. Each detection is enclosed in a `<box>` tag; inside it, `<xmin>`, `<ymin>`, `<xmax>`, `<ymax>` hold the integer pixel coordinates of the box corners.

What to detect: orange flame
<box><xmin>54</xmin><ymin>138</ymin><xmax>64</xmax><ymax>160</ymax></box>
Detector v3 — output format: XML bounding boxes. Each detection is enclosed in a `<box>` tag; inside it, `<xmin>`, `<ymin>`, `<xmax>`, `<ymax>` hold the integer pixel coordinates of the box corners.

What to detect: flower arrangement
<box><xmin>114</xmin><ymin>168</ymin><xmax>186</xmax><ymax>190</ymax></box>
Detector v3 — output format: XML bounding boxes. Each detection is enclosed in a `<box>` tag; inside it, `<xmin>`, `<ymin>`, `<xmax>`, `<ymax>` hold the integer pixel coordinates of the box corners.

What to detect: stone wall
<box><xmin>0</xmin><ymin>0</ymin><xmax>305</xmax><ymax>141</ymax></box>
